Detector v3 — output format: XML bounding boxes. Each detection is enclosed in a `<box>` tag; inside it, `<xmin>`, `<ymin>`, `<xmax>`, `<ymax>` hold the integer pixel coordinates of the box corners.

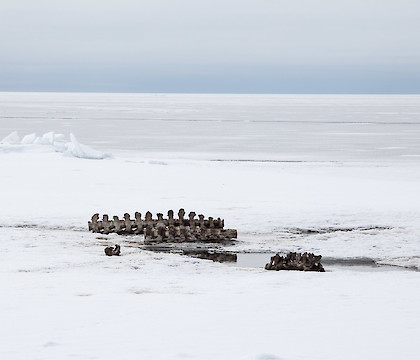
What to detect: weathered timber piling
<box><xmin>265</xmin><ymin>252</ymin><xmax>325</xmax><ymax>272</ymax></box>
<box><xmin>88</xmin><ymin>209</ymin><xmax>237</xmax><ymax>243</ymax></box>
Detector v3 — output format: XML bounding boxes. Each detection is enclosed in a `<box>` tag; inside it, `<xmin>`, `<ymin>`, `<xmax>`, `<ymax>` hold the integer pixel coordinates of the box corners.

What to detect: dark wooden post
<box><xmin>178</xmin><ymin>208</ymin><xmax>185</xmax><ymax>226</ymax></box>
<box><xmin>89</xmin><ymin>213</ymin><xmax>99</xmax><ymax>232</ymax></box>
<box><xmin>124</xmin><ymin>213</ymin><xmax>133</xmax><ymax>233</ymax></box>
<box><xmin>134</xmin><ymin>212</ymin><xmax>143</xmax><ymax>234</ymax></box>
<box><xmin>102</xmin><ymin>214</ymin><xmax>113</xmax><ymax>234</ymax></box>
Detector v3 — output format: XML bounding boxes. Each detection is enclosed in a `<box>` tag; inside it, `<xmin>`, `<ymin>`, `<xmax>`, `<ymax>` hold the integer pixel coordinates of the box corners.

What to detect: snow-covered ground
<box><xmin>1</xmin><ymin>93</ymin><xmax>419</xmax><ymax>359</ymax></box>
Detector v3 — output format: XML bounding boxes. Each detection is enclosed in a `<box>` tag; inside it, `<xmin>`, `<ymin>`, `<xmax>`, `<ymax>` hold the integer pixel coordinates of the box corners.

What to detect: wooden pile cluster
<box><xmin>265</xmin><ymin>252</ymin><xmax>325</xmax><ymax>272</ymax></box>
<box><xmin>89</xmin><ymin>209</ymin><xmax>237</xmax><ymax>243</ymax></box>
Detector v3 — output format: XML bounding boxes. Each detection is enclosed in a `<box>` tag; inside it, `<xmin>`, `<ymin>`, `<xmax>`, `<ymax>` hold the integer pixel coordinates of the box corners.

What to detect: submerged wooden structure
<box><xmin>265</xmin><ymin>252</ymin><xmax>325</xmax><ymax>272</ymax></box>
<box><xmin>89</xmin><ymin>209</ymin><xmax>237</xmax><ymax>243</ymax></box>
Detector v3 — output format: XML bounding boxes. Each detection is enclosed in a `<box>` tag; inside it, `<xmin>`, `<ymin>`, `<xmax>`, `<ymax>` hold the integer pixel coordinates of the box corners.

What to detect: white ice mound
<box><xmin>1</xmin><ymin>131</ymin><xmax>21</xmax><ymax>144</ymax></box>
<box><xmin>34</xmin><ymin>131</ymin><xmax>66</xmax><ymax>145</ymax></box>
<box><xmin>61</xmin><ymin>133</ymin><xmax>107</xmax><ymax>160</ymax></box>
<box><xmin>21</xmin><ymin>133</ymin><xmax>37</xmax><ymax>144</ymax></box>
<box><xmin>34</xmin><ymin>131</ymin><xmax>55</xmax><ymax>145</ymax></box>
<box><xmin>0</xmin><ymin>131</ymin><xmax>110</xmax><ymax>160</ymax></box>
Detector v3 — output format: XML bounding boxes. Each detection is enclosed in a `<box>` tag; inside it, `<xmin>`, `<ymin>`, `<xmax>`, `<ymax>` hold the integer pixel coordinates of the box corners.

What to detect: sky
<box><xmin>0</xmin><ymin>0</ymin><xmax>419</xmax><ymax>93</ymax></box>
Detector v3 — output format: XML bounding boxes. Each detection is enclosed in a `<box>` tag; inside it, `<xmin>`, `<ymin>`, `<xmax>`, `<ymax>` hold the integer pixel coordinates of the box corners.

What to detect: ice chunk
<box><xmin>54</xmin><ymin>133</ymin><xmax>65</xmax><ymax>142</ymax></box>
<box><xmin>1</xmin><ymin>131</ymin><xmax>20</xmax><ymax>144</ymax></box>
<box><xmin>34</xmin><ymin>131</ymin><xmax>65</xmax><ymax>145</ymax></box>
<box><xmin>35</xmin><ymin>131</ymin><xmax>56</xmax><ymax>145</ymax></box>
<box><xmin>63</xmin><ymin>133</ymin><xmax>107</xmax><ymax>159</ymax></box>
<box><xmin>53</xmin><ymin>140</ymin><xmax>67</xmax><ymax>153</ymax></box>
<box><xmin>21</xmin><ymin>133</ymin><xmax>37</xmax><ymax>144</ymax></box>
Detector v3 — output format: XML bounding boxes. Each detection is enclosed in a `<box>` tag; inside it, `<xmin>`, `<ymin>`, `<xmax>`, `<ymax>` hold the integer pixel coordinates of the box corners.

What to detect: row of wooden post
<box><xmin>88</xmin><ymin>209</ymin><xmax>237</xmax><ymax>243</ymax></box>
<box><xmin>145</xmin><ymin>225</ymin><xmax>237</xmax><ymax>243</ymax></box>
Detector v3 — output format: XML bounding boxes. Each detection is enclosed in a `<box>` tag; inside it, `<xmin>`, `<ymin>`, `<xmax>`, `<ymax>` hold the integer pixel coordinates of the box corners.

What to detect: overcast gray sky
<box><xmin>1</xmin><ymin>0</ymin><xmax>419</xmax><ymax>93</ymax></box>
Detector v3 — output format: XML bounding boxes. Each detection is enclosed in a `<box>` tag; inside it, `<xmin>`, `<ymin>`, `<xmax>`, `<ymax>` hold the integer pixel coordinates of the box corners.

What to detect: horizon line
<box><xmin>1</xmin><ymin>90</ymin><xmax>420</xmax><ymax>96</ymax></box>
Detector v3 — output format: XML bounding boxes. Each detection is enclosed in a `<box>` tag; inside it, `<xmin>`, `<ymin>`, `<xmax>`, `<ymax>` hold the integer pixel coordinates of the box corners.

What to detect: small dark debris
<box><xmin>104</xmin><ymin>244</ymin><xmax>121</xmax><ymax>256</ymax></box>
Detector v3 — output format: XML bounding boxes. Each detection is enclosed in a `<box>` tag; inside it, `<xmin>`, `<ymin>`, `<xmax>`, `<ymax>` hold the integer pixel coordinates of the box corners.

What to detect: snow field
<box><xmin>1</xmin><ymin>227</ymin><xmax>419</xmax><ymax>360</ymax></box>
<box><xmin>1</xmin><ymin>131</ymin><xmax>420</xmax><ymax>359</ymax></box>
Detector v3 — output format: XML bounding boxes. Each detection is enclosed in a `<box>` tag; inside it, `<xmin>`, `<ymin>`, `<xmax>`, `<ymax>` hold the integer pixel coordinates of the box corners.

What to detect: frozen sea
<box><xmin>1</xmin><ymin>92</ymin><xmax>420</xmax><ymax>161</ymax></box>
<box><xmin>1</xmin><ymin>93</ymin><xmax>419</xmax><ymax>360</ymax></box>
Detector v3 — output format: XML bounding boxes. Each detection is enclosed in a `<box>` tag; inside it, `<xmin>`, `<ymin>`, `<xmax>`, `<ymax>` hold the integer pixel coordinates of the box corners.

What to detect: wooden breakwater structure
<box><xmin>89</xmin><ymin>209</ymin><xmax>237</xmax><ymax>243</ymax></box>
